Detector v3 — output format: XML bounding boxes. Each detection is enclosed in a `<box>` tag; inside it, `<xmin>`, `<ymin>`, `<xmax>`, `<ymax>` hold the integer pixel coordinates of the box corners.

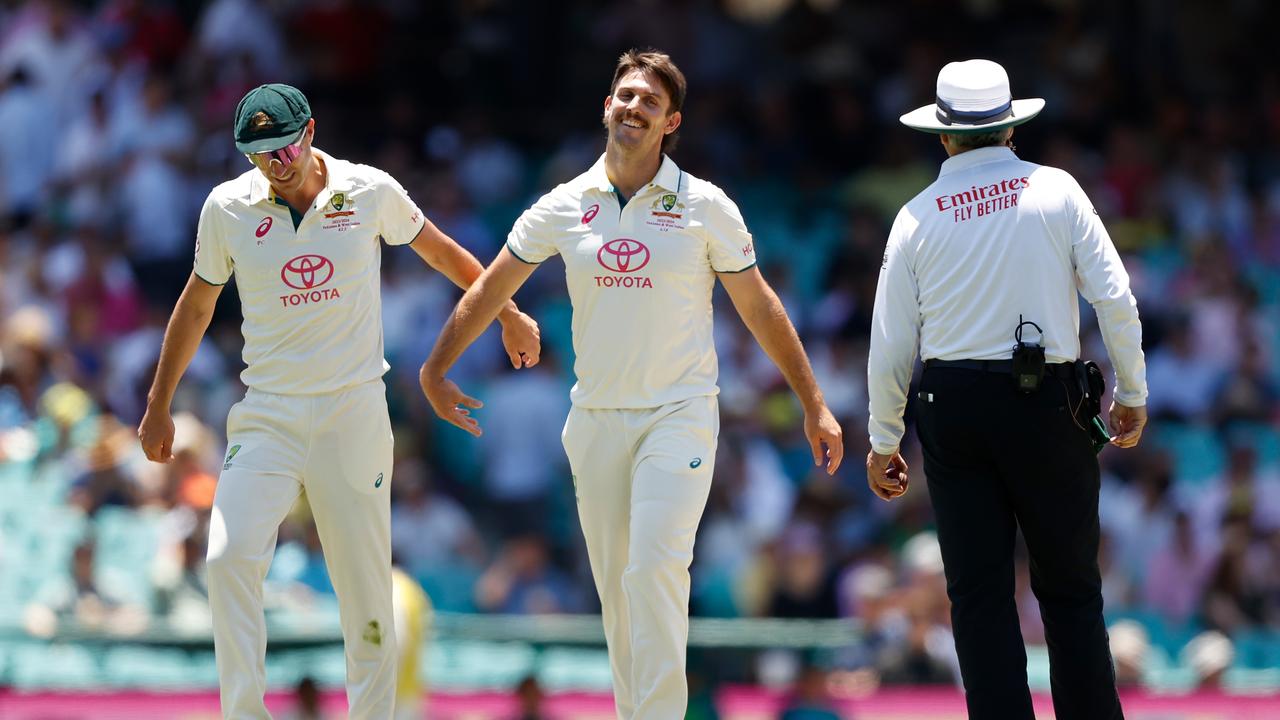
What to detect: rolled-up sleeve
<box><xmin>867</xmin><ymin>208</ymin><xmax>921</xmax><ymax>454</ymax></box>
<box><xmin>1067</xmin><ymin>178</ymin><xmax>1148</xmax><ymax>406</ymax></box>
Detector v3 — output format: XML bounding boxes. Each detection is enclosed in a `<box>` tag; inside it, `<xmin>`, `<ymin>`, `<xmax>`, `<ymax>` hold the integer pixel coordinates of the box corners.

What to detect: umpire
<box><xmin>866</xmin><ymin>60</ymin><xmax>1148</xmax><ymax>720</ymax></box>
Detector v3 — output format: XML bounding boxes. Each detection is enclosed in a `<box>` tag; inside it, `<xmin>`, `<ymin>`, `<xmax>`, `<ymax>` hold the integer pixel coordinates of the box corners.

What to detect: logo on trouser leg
<box><xmin>689</xmin><ymin>457</ymin><xmax>702</xmax><ymax>468</ymax></box>
<box><xmin>374</xmin><ymin>472</ymin><xmax>383</xmax><ymax>488</ymax></box>
<box><xmin>362</xmin><ymin>620</ymin><xmax>383</xmax><ymax>646</ymax></box>
<box><xmin>223</xmin><ymin>444</ymin><xmax>242</xmax><ymax>471</ymax></box>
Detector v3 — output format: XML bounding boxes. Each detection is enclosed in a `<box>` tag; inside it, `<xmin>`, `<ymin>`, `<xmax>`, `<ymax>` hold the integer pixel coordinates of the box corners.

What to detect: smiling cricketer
<box><xmin>419</xmin><ymin>50</ymin><xmax>844</xmax><ymax>719</ymax></box>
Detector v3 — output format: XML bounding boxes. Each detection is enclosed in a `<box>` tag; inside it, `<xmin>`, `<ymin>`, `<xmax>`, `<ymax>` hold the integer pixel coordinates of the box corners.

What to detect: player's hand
<box><xmin>866</xmin><ymin>450</ymin><xmax>908</xmax><ymax>501</ymax></box>
<box><xmin>804</xmin><ymin>405</ymin><xmax>844</xmax><ymax>475</ymax></box>
<box><xmin>138</xmin><ymin>406</ymin><xmax>176</xmax><ymax>463</ymax></box>
<box><xmin>498</xmin><ymin>308</ymin><xmax>541</xmax><ymax>369</ymax></box>
<box><xmin>420</xmin><ymin>371</ymin><xmax>484</xmax><ymax>437</ymax></box>
<box><xmin>1109</xmin><ymin>402</ymin><xmax>1147</xmax><ymax>448</ymax></box>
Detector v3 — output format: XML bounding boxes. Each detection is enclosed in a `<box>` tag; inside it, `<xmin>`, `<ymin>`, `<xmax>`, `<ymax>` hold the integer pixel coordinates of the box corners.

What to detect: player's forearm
<box><xmin>413</xmin><ymin>232</ymin><xmax>519</xmax><ymax>319</ymax></box>
<box><xmin>146</xmin><ymin>297</ymin><xmax>216</xmax><ymax>409</ymax></box>
<box><xmin>424</xmin><ymin>276</ymin><xmax>517</xmax><ymax>378</ymax></box>
<box><xmin>740</xmin><ymin>294</ymin><xmax>825</xmax><ymax>413</ymax></box>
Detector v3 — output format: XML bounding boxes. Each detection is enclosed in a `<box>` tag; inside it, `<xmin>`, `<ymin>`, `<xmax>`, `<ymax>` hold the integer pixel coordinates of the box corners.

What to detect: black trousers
<box><xmin>915</xmin><ymin>366</ymin><xmax>1123</xmax><ymax>720</ymax></box>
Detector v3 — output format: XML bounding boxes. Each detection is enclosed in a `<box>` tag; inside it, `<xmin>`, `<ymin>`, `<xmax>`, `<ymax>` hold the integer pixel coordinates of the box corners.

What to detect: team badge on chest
<box><xmin>647</xmin><ymin>193</ymin><xmax>687</xmax><ymax>231</ymax></box>
<box><xmin>323</xmin><ymin>192</ymin><xmax>361</xmax><ymax>231</ymax></box>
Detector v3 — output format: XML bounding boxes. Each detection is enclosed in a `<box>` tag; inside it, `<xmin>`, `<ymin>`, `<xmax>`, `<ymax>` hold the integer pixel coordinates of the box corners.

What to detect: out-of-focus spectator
<box><xmin>1144</xmin><ymin>315</ymin><xmax>1221</xmax><ymax>422</ymax></box>
<box><xmin>270</xmin><ymin>515</ymin><xmax>335</xmax><ymax>598</ymax></box>
<box><xmin>475</xmin><ymin>534</ymin><xmax>579</xmax><ymax>615</ymax></box>
<box><xmin>1101</xmin><ymin>454</ymin><xmax>1178</xmax><ymax>590</ymax></box>
<box><xmin>1143</xmin><ymin>511</ymin><xmax>1216</xmax><ymax>628</ymax></box>
<box><xmin>875</xmin><ymin>532</ymin><xmax>956</xmax><ymax>686</ymax></box>
<box><xmin>1</xmin><ymin>305</ymin><xmax>58</xmax><ymax>427</ymax></box>
<box><xmin>0</xmin><ymin>65</ymin><xmax>56</xmax><ymax>223</ymax></box>
<box><xmin>455</xmin><ymin>114</ymin><xmax>526</xmax><ymax>208</ymax></box>
<box><xmin>1201</xmin><ymin>515</ymin><xmax>1269</xmax><ymax>635</ymax></box>
<box><xmin>112</xmin><ymin>70</ymin><xmax>194</xmax><ymax>306</ymax></box>
<box><xmin>777</xmin><ymin>664</ymin><xmax>842</xmax><ymax>720</ymax></box>
<box><xmin>1108</xmin><ymin>620</ymin><xmax>1150</xmax><ymax>688</ymax></box>
<box><xmin>0</xmin><ymin>0</ymin><xmax>98</xmax><ymax>99</ymax></box>
<box><xmin>66</xmin><ymin>414</ymin><xmax>140</xmax><ymax>515</ymax></box>
<box><xmin>152</xmin><ymin>528</ymin><xmax>210</xmax><ymax>631</ymax></box>
<box><xmin>1181</xmin><ymin>630</ymin><xmax>1236</xmax><ymax>689</ymax></box>
<box><xmin>1212</xmin><ymin>338</ymin><xmax>1278</xmax><ymax>428</ymax></box>
<box><xmin>23</xmin><ymin>537</ymin><xmax>147</xmax><ymax>637</ymax></box>
<box><xmin>283</xmin><ymin>676</ymin><xmax>326</xmax><ymax>720</ymax></box>
<box><xmin>389</xmin><ymin>459</ymin><xmax>485</xmax><ymax>585</ymax></box>
<box><xmin>766</xmin><ymin>522</ymin><xmax>838</xmax><ymax>619</ymax></box>
<box><xmin>195</xmin><ymin>0</ymin><xmax>287</xmax><ymax>75</ymax></box>
<box><xmin>1183</xmin><ymin>443</ymin><xmax>1280</xmax><ymax>553</ymax></box>
<box><xmin>837</xmin><ymin>562</ymin><xmax>894</xmax><ymax>669</ymax></box>
<box><xmin>875</xmin><ymin>582</ymin><xmax>956</xmax><ymax>686</ymax></box>
<box><xmin>507</xmin><ymin>674</ymin><xmax>551</xmax><ymax>720</ymax></box>
<box><xmin>476</xmin><ymin>349</ymin><xmax>570</xmax><ymax>536</ymax></box>
<box><xmin>1098</xmin><ymin>531</ymin><xmax>1136</xmax><ymax>611</ymax></box>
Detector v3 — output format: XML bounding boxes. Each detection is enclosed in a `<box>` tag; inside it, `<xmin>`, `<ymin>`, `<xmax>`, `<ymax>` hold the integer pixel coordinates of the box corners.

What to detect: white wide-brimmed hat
<box><xmin>900</xmin><ymin>59</ymin><xmax>1044</xmax><ymax>134</ymax></box>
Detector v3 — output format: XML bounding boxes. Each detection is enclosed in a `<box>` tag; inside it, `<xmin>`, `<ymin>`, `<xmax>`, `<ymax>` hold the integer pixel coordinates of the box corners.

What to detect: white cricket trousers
<box><xmin>562</xmin><ymin>396</ymin><xmax>718</xmax><ymax>720</ymax></box>
<box><xmin>206</xmin><ymin>379</ymin><xmax>396</xmax><ymax>720</ymax></box>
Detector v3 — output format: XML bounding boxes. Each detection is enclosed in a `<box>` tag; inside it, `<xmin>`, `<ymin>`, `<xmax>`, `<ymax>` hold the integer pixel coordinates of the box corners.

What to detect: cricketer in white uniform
<box><xmin>137</xmin><ymin>84</ymin><xmax>539</xmax><ymax>720</ymax></box>
<box><xmin>419</xmin><ymin>50</ymin><xmax>844</xmax><ymax>719</ymax></box>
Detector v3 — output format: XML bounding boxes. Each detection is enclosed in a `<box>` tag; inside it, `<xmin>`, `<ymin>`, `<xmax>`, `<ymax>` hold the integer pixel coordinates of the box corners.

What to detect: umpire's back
<box><xmin>865</xmin><ymin>58</ymin><xmax>1148</xmax><ymax>720</ymax></box>
<box><xmin>896</xmin><ymin>145</ymin><xmax>1134</xmax><ymax>365</ymax></box>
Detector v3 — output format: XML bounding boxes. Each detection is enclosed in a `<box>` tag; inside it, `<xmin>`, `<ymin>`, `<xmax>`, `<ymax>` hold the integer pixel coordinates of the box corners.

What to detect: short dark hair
<box><xmin>610</xmin><ymin>48</ymin><xmax>687</xmax><ymax>153</ymax></box>
<box><xmin>947</xmin><ymin>127</ymin><xmax>1013</xmax><ymax>152</ymax></box>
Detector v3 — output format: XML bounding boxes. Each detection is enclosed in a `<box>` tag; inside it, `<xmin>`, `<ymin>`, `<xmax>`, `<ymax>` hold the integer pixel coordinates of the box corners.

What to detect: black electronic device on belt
<box><xmin>1073</xmin><ymin>359</ymin><xmax>1111</xmax><ymax>453</ymax></box>
<box><xmin>1011</xmin><ymin>315</ymin><xmax>1046</xmax><ymax>393</ymax></box>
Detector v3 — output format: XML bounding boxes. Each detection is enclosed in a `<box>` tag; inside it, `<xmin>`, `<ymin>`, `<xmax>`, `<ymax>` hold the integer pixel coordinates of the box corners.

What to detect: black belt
<box><xmin>925</xmin><ymin>359</ymin><xmax>1075</xmax><ymax>378</ymax></box>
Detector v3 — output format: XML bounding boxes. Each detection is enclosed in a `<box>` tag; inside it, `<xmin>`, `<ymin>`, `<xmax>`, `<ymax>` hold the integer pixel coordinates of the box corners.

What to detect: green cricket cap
<box><xmin>233</xmin><ymin>83</ymin><xmax>311</xmax><ymax>154</ymax></box>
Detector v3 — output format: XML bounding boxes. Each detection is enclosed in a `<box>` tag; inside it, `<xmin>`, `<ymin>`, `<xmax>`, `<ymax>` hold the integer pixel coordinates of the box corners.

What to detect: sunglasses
<box><xmin>245</xmin><ymin>129</ymin><xmax>305</xmax><ymax>176</ymax></box>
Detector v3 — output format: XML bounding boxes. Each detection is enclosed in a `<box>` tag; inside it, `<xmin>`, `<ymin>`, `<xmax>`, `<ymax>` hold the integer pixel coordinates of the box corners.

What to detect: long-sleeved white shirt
<box><xmin>867</xmin><ymin>146</ymin><xmax>1147</xmax><ymax>454</ymax></box>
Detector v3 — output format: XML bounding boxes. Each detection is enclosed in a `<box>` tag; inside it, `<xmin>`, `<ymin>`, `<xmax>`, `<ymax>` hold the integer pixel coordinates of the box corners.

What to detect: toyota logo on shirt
<box><xmin>597</xmin><ymin>238</ymin><xmax>650</xmax><ymax>273</ymax></box>
<box><xmin>280</xmin><ymin>254</ymin><xmax>334</xmax><ymax>289</ymax></box>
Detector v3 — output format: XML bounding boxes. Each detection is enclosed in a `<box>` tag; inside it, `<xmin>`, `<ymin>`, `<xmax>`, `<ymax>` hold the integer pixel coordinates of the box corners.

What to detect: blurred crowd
<box><xmin>1</xmin><ymin>0</ymin><xmax>1279</xmax><ymax>694</ymax></box>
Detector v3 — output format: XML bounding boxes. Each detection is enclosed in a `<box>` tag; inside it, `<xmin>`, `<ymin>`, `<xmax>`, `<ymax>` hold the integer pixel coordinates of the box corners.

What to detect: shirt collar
<box><xmin>247</xmin><ymin>148</ymin><xmax>348</xmax><ymax>208</ymax></box>
<box><xmin>247</xmin><ymin>167</ymin><xmax>272</xmax><ymax>205</ymax></box>
<box><xmin>582</xmin><ymin>153</ymin><xmax>684</xmax><ymax>195</ymax></box>
<box><xmin>938</xmin><ymin>145</ymin><xmax>1018</xmax><ymax>179</ymax></box>
<box><xmin>583</xmin><ymin>155</ymin><xmax>614</xmax><ymax>193</ymax></box>
<box><xmin>650</xmin><ymin>154</ymin><xmax>683</xmax><ymax>193</ymax></box>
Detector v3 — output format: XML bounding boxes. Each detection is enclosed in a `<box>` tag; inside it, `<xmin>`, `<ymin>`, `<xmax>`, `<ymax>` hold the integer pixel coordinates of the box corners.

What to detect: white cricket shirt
<box><xmin>868</xmin><ymin>146</ymin><xmax>1147</xmax><ymax>454</ymax></box>
<box><xmin>506</xmin><ymin>154</ymin><xmax>757</xmax><ymax>409</ymax></box>
<box><xmin>193</xmin><ymin>149</ymin><xmax>425</xmax><ymax>395</ymax></box>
